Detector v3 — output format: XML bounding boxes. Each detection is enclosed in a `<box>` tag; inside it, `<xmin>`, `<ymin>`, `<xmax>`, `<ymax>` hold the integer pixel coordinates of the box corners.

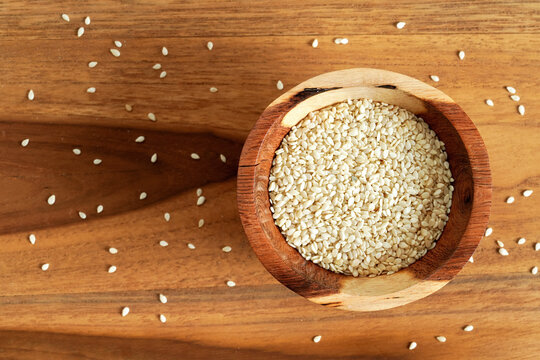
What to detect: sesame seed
<box><xmin>222</xmin><ymin>246</ymin><xmax>232</xmax><ymax>253</ymax></box>
<box><xmin>518</xmin><ymin>105</ymin><xmax>525</xmax><ymax>115</ymax></box>
<box><xmin>108</xmin><ymin>265</ymin><xmax>117</xmax><ymax>273</ymax></box>
<box><xmin>196</xmin><ymin>188</ymin><xmax>203</xmax><ymax>196</ymax></box>
<box><xmin>163</xmin><ymin>212</ymin><xmax>170</xmax><ymax>222</ymax></box>
<box><xmin>135</xmin><ymin>136</ymin><xmax>145</xmax><ymax>143</ymax></box>
<box><xmin>340</xmin><ymin>38</ymin><xmax>349</xmax><ymax>44</ymax></box>
<box><xmin>436</xmin><ymin>336</ymin><xmax>446</xmax><ymax>343</ymax></box>
<box><xmin>21</xmin><ymin>138</ymin><xmax>29</xmax><ymax>147</ymax></box>
<box><xmin>41</xmin><ymin>263</ymin><xmax>50</xmax><ymax>271</ymax></box>
<box><xmin>496</xmin><ymin>240</ymin><xmax>504</xmax><ymax>247</ymax></box>
<box><xmin>510</xmin><ymin>95</ymin><xmax>520</xmax><ymax>102</ymax></box>
<box><xmin>498</xmin><ymin>248</ymin><xmax>509</xmax><ymax>256</ymax></box>
<box><xmin>458</xmin><ymin>51</ymin><xmax>465</xmax><ymax>60</ymax></box>
<box><xmin>506</xmin><ymin>196</ymin><xmax>515</xmax><ymax>204</ymax></box>
<box><xmin>485</xmin><ymin>99</ymin><xmax>494</xmax><ymax>106</ymax></box>
<box><xmin>312</xmin><ymin>39</ymin><xmax>318</xmax><ymax>48</ymax></box>
<box><xmin>226</xmin><ymin>280</ymin><xmax>236</xmax><ymax>287</ymax></box>
<box><xmin>536</xmin><ymin>243</ymin><xmax>540</xmax><ymax>251</ymax></box>
<box><xmin>276</xmin><ymin>80</ymin><xmax>284</xmax><ymax>90</ymax></box>
<box><xmin>532</xmin><ymin>266</ymin><xmax>538</xmax><ymax>275</ymax></box>
<box><xmin>408</xmin><ymin>342</ymin><xmax>417</xmax><ymax>350</ymax></box>
<box><xmin>121</xmin><ymin>307</ymin><xmax>129</xmax><ymax>316</ymax></box>
<box><xmin>191</xmin><ymin>153</ymin><xmax>200</xmax><ymax>160</ymax></box>
<box><xmin>485</xmin><ymin>227</ymin><xmax>493</xmax><ymax>237</ymax></box>
<box><xmin>159</xmin><ymin>240</ymin><xmax>169</xmax><ymax>247</ymax></box>
<box><xmin>209</xmin><ymin>87</ymin><xmax>218</xmax><ymax>93</ymax></box>
<box><xmin>88</xmin><ymin>61</ymin><xmax>98</xmax><ymax>68</ymax></box>
<box><xmin>84</xmin><ymin>16</ymin><xmax>90</xmax><ymax>25</ymax></box>
<box><xmin>28</xmin><ymin>234</ymin><xmax>36</xmax><ymax>245</ymax></box>
<box><xmin>47</xmin><ymin>194</ymin><xmax>56</xmax><ymax>205</ymax></box>
<box><xmin>97</xmin><ymin>204</ymin><xmax>103</xmax><ymax>213</ymax></box>
<box><xmin>159</xmin><ymin>71</ymin><xmax>167</xmax><ymax>78</ymax></box>
<box><xmin>396</xmin><ymin>21</ymin><xmax>406</xmax><ymax>29</ymax></box>
<box><xmin>93</xmin><ymin>159</ymin><xmax>102</xmax><ymax>165</ymax></box>
<box><xmin>522</xmin><ymin>189</ymin><xmax>533</xmax><ymax>197</ymax></box>
<box><xmin>159</xmin><ymin>293</ymin><xmax>168</xmax><ymax>304</ymax></box>
<box><xmin>147</xmin><ymin>113</ymin><xmax>156</xmax><ymax>121</ymax></box>
<box><xmin>517</xmin><ymin>238</ymin><xmax>526</xmax><ymax>245</ymax></box>
<box><xmin>114</xmin><ymin>40</ymin><xmax>122</xmax><ymax>48</ymax></box>
<box><xmin>110</xmin><ymin>49</ymin><xmax>121</xmax><ymax>57</ymax></box>
<box><xmin>468</xmin><ymin>256</ymin><xmax>474</xmax><ymax>263</ymax></box>
<box><xmin>77</xmin><ymin>27</ymin><xmax>85</xmax><ymax>37</ymax></box>
<box><xmin>187</xmin><ymin>243</ymin><xmax>196</xmax><ymax>249</ymax></box>
<box><xmin>152</xmin><ymin>63</ymin><xmax>161</xmax><ymax>70</ymax></box>
<box><xmin>463</xmin><ymin>325</ymin><xmax>474</xmax><ymax>332</ymax></box>
<box><xmin>333</xmin><ymin>38</ymin><xmax>341</xmax><ymax>44</ymax></box>
<box><xmin>27</xmin><ymin>89</ymin><xmax>34</xmax><ymax>101</ymax></box>
<box><xmin>109</xmin><ymin>247</ymin><xmax>118</xmax><ymax>254</ymax></box>
<box><xmin>73</xmin><ymin>148</ymin><xmax>81</xmax><ymax>155</ymax></box>
<box><xmin>78</xmin><ymin>211</ymin><xmax>87</xmax><ymax>219</ymax></box>
<box><xmin>161</xmin><ymin>47</ymin><xmax>168</xmax><ymax>56</ymax></box>
<box><xmin>61</xmin><ymin>14</ymin><xmax>70</xmax><ymax>22</ymax></box>
<box><xmin>139</xmin><ymin>192</ymin><xmax>147</xmax><ymax>200</ymax></box>
<box><xmin>207</xmin><ymin>41</ymin><xmax>213</xmax><ymax>50</ymax></box>
<box><xmin>87</xmin><ymin>87</ymin><xmax>96</xmax><ymax>93</ymax></box>
<box><xmin>312</xmin><ymin>335</ymin><xmax>322</xmax><ymax>343</ymax></box>
<box><xmin>150</xmin><ymin>153</ymin><xmax>157</xmax><ymax>163</ymax></box>
<box><xmin>430</xmin><ymin>75</ymin><xmax>440</xmax><ymax>82</ymax></box>
<box><xmin>220</xmin><ymin>154</ymin><xmax>227</xmax><ymax>163</ymax></box>
<box><xmin>505</xmin><ymin>86</ymin><xmax>516</xmax><ymax>94</ymax></box>
<box><xmin>198</xmin><ymin>219</ymin><xmax>204</xmax><ymax>228</ymax></box>
<box><xmin>159</xmin><ymin>314</ymin><xmax>167</xmax><ymax>323</ymax></box>
<box><xmin>197</xmin><ymin>196</ymin><xmax>206</xmax><ymax>206</ymax></box>
<box><xmin>125</xmin><ymin>104</ymin><xmax>133</xmax><ymax>112</ymax></box>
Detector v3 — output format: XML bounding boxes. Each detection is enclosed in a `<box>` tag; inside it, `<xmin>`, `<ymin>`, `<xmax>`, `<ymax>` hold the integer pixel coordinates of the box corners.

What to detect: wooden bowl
<box><xmin>237</xmin><ymin>68</ymin><xmax>491</xmax><ymax>311</ymax></box>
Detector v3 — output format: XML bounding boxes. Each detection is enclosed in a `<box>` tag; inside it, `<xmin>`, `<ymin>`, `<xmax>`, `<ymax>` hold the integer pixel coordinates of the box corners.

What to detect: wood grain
<box><xmin>0</xmin><ymin>0</ymin><xmax>539</xmax><ymax>359</ymax></box>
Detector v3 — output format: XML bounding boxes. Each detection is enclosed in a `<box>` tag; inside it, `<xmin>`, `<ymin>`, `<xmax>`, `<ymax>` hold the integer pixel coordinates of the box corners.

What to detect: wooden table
<box><xmin>0</xmin><ymin>1</ymin><xmax>538</xmax><ymax>359</ymax></box>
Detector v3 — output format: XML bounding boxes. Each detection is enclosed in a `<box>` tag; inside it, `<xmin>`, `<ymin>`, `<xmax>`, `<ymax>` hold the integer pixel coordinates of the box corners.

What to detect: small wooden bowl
<box><xmin>237</xmin><ymin>68</ymin><xmax>491</xmax><ymax>311</ymax></box>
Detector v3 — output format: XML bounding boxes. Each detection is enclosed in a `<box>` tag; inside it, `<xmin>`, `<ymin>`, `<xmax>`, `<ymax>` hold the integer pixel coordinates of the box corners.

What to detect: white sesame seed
<box><xmin>220</xmin><ymin>154</ymin><xmax>227</xmax><ymax>163</ymax></box>
<box><xmin>430</xmin><ymin>75</ymin><xmax>440</xmax><ymax>82</ymax></box>
<box><xmin>518</xmin><ymin>105</ymin><xmax>525</xmax><ymax>115</ymax></box>
<box><xmin>78</xmin><ymin>211</ymin><xmax>87</xmax><ymax>219</ymax></box>
<box><xmin>207</xmin><ymin>41</ymin><xmax>213</xmax><ymax>50</ymax></box>
<box><xmin>97</xmin><ymin>204</ymin><xmax>103</xmax><ymax>213</ymax></box>
<box><xmin>340</xmin><ymin>38</ymin><xmax>349</xmax><ymax>44</ymax></box>
<box><xmin>163</xmin><ymin>212</ymin><xmax>170</xmax><ymax>222</ymax></box>
<box><xmin>93</xmin><ymin>159</ymin><xmax>102</xmax><ymax>165</ymax></box>
<box><xmin>47</xmin><ymin>194</ymin><xmax>56</xmax><ymax>205</ymax></box>
<box><xmin>159</xmin><ymin>71</ymin><xmax>167</xmax><ymax>78</ymax></box>
<box><xmin>147</xmin><ymin>113</ymin><xmax>156</xmax><ymax>121</ymax></box>
<box><xmin>84</xmin><ymin>16</ymin><xmax>90</xmax><ymax>25</ymax></box>
<box><xmin>485</xmin><ymin>227</ymin><xmax>493</xmax><ymax>237</ymax></box>
<box><xmin>109</xmin><ymin>247</ymin><xmax>118</xmax><ymax>254</ymax></box>
<box><xmin>458</xmin><ymin>51</ymin><xmax>465</xmax><ymax>60</ymax></box>
<box><xmin>463</xmin><ymin>325</ymin><xmax>474</xmax><ymax>332</ymax></box>
<box><xmin>496</xmin><ymin>240</ymin><xmax>504</xmax><ymax>247</ymax></box>
<box><xmin>536</xmin><ymin>243</ymin><xmax>540</xmax><ymax>251</ymax></box>
<box><xmin>152</xmin><ymin>63</ymin><xmax>161</xmax><ymax>70</ymax></box>
<box><xmin>161</xmin><ymin>47</ymin><xmax>168</xmax><ymax>56</ymax></box>
<box><xmin>110</xmin><ymin>49</ymin><xmax>121</xmax><ymax>57</ymax></box>
<box><xmin>209</xmin><ymin>87</ymin><xmax>218</xmax><ymax>93</ymax></box>
<box><xmin>532</xmin><ymin>266</ymin><xmax>538</xmax><ymax>275</ymax></box>
<box><xmin>41</xmin><ymin>263</ymin><xmax>49</xmax><ymax>271</ymax></box>
<box><xmin>114</xmin><ymin>40</ymin><xmax>122</xmax><ymax>48</ymax></box>
<box><xmin>77</xmin><ymin>27</ymin><xmax>85</xmax><ymax>37</ymax></box>
<box><xmin>333</xmin><ymin>38</ymin><xmax>341</xmax><ymax>44</ymax></box>
<box><xmin>191</xmin><ymin>153</ymin><xmax>200</xmax><ymax>160</ymax></box>
<box><xmin>27</xmin><ymin>89</ymin><xmax>34</xmax><ymax>101</ymax></box>
<box><xmin>150</xmin><ymin>153</ymin><xmax>158</xmax><ymax>163</ymax></box>
<box><xmin>159</xmin><ymin>314</ymin><xmax>167</xmax><ymax>323</ymax></box>
<box><xmin>125</xmin><ymin>104</ymin><xmax>133</xmax><ymax>112</ymax></box>
<box><xmin>121</xmin><ymin>307</ymin><xmax>129</xmax><ymax>317</ymax></box>
<box><xmin>73</xmin><ymin>148</ymin><xmax>81</xmax><ymax>155</ymax></box>
<box><xmin>226</xmin><ymin>280</ymin><xmax>236</xmax><ymax>287</ymax></box>
<box><xmin>88</xmin><ymin>61</ymin><xmax>98</xmax><ymax>68</ymax></box>
<box><xmin>408</xmin><ymin>342</ymin><xmax>417</xmax><ymax>350</ymax></box>
<box><xmin>522</xmin><ymin>189</ymin><xmax>533</xmax><ymax>197</ymax></box>
<box><xmin>517</xmin><ymin>238</ymin><xmax>526</xmax><ymax>245</ymax></box>
<box><xmin>276</xmin><ymin>80</ymin><xmax>284</xmax><ymax>90</ymax></box>
<box><xmin>187</xmin><ymin>243</ymin><xmax>196</xmax><ymax>249</ymax></box>
<box><xmin>159</xmin><ymin>293</ymin><xmax>168</xmax><ymax>304</ymax></box>
<box><xmin>498</xmin><ymin>248</ymin><xmax>509</xmax><ymax>256</ymax></box>
<box><xmin>510</xmin><ymin>95</ymin><xmax>520</xmax><ymax>102</ymax></box>
<box><xmin>139</xmin><ymin>192</ymin><xmax>147</xmax><ymax>200</ymax></box>
<box><xmin>222</xmin><ymin>246</ymin><xmax>232</xmax><ymax>253</ymax></box>
<box><xmin>61</xmin><ymin>14</ymin><xmax>70</xmax><ymax>22</ymax></box>
<box><xmin>135</xmin><ymin>136</ymin><xmax>145</xmax><ymax>143</ymax></box>
<box><xmin>312</xmin><ymin>39</ymin><xmax>319</xmax><ymax>48</ymax></box>
<box><xmin>506</xmin><ymin>196</ymin><xmax>515</xmax><ymax>204</ymax></box>
<box><xmin>436</xmin><ymin>336</ymin><xmax>446</xmax><ymax>343</ymax></box>
<box><xmin>108</xmin><ymin>265</ymin><xmax>117</xmax><ymax>273</ymax></box>
<box><xmin>159</xmin><ymin>240</ymin><xmax>169</xmax><ymax>247</ymax></box>
<box><xmin>28</xmin><ymin>234</ymin><xmax>36</xmax><ymax>245</ymax></box>
<box><xmin>396</xmin><ymin>21</ymin><xmax>406</xmax><ymax>29</ymax></box>
<box><xmin>197</xmin><ymin>196</ymin><xmax>206</xmax><ymax>206</ymax></box>
<box><xmin>198</xmin><ymin>219</ymin><xmax>204</xmax><ymax>228</ymax></box>
<box><xmin>312</xmin><ymin>335</ymin><xmax>322</xmax><ymax>343</ymax></box>
<box><xmin>21</xmin><ymin>138</ymin><xmax>29</xmax><ymax>147</ymax></box>
<box><xmin>468</xmin><ymin>256</ymin><xmax>474</xmax><ymax>263</ymax></box>
<box><xmin>196</xmin><ymin>188</ymin><xmax>203</xmax><ymax>196</ymax></box>
<box><xmin>86</xmin><ymin>87</ymin><xmax>96</xmax><ymax>93</ymax></box>
<box><xmin>485</xmin><ymin>99</ymin><xmax>494</xmax><ymax>106</ymax></box>
<box><xmin>505</xmin><ymin>86</ymin><xmax>516</xmax><ymax>94</ymax></box>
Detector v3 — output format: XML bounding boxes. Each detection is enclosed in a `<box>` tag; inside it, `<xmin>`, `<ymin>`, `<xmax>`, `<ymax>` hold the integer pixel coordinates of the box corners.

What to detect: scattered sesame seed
<box><xmin>77</xmin><ymin>27</ymin><xmax>85</xmax><ymax>37</ymax></box>
<box><xmin>125</xmin><ymin>104</ymin><xmax>133</xmax><ymax>112</ymax></box>
<box><xmin>93</xmin><ymin>159</ymin><xmax>102</xmax><ymax>165</ymax></box>
<box><xmin>522</xmin><ymin>189</ymin><xmax>533</xmax><ymax>197</ymax></box>
<box><xmin>396</xmin><ymin>21</ymin><xmax>406</xmax><ymax>29</ymax></box>
<box><xmin>536</xmin><ymin>243</ymin><xmax>540</xmax><ymax>251</ymax></box>
<box><xmin>312</xmin><ymin>39</ymin><xmax>319</xmax><ymax>48</ymax></box>
<box><xmin>152</xmin><ymin>63</ymin><xmax>161</xmax><ymax>70</ymax></box>
<box><xmin>518</xmin><ymin>105</ymin><xmax>525</xmax><ymax>115</ymax></box>
<box><xmin>147</xmin><ymin>113</ymin><xmax>156</xmax><ymax>121</ymax></box>
<box><xmin>47</xmin><ymin>194</ymin><xmax>56</xmax><ymax>205</ymax></box>
<box><xmin>61</xmin><ymin>14</ymin><xmax>70</xmax><ymax>22</ymax></box>
<box><xmin>430</xmin><ymin>75</ymin><xmax>440</xmax><ymax>82</ymax></box>
<box><xmin>505</xmin><ymin>86</ymin><xmax>516</xmax><ymax>94</ymax></box>
<box><xmin>161</xmin><ymin>47</ymin><xmax>168</xmax><ymax>56</ymax></box>
<box><xmin>27</xmin><ymin>89</ymin><xmax>34</xmax><ymax>101</ymax></box>
<box><xmin>485</xmin><ymin>227</ymin><xmax>493</xmax><ymax>237</ymax></box>
<box><xmin>87</xmin><ymin>87</ymin><xmax>96</xmax><ymax>93</ymax></box>
<box><xmin>468</xmin><ymin>256</ymin><xmax>474</xmax><ymax>263</ymax></box>
<box><xmin>517</xmin><ymin>238</ymin><xmax>526</xmax><ymax>245</ymax></box>
<box><xmin>41</xmin><ymin>263</ymin><xmax>50</xmax><ymax>271</ymax></box>
<box><xmin>510</xmin><ymin>95</ymin><xmax>520</xmax><ymax>102</ymax></box>
<box><xmin>159</xmin><ymin>314</ymin><xmax>167</xmax><ymax>323</ymax></box>
<box><xmin>496</xmin><ymin>240</ymin><xmax>504</xmax><ymax>247</ymax></box>
<box><xmin>28</xmin><ymin>234</ymin><xmax>36</xmax><ymax>245</ymax></box>
<box><xmin>150</xmin><ymin>153</ymin><xmax>157</xmax><ymax>163</ymax></box>
<box><xmin>84</xmin><ymin>16</ymin><xmax>90</xmax><ymax>25</ymax></box>
<box><xmin>121</xmin><ymin>307</ymin><xmax>129</xmax><ymax>316</ymax></box>
<box><xmin>97</xmin><ymin>204</ymin><xmax>103</xmax><ymax>213</ymax></box>
<box><xmin>109</xmin><ymin>247</ymin><xmax>118</xmax><ymax>254</ymax></box>
<box><xmin>334</xmin><ymin>38</ymin><xmax>349</xmax><ymax>44</ymax></box>
<box><xmin>198</xmin><ymin>219</ymin><xmax>204</xmax><ymax>228</ymax></box>
<box><xmin>312</xmin><ymin>335</ymin><xmax>322</xmax><ymax>343</ymax></box>
<box><xmin>207</xmin><ymin>41</ymin><xmax>213</xmax><ymax>50</ymax></box>
<box><xmin>108</xmin><ymin>265</ymin><xmax>117</xmax><ymax>273</ymax></box>
<box><xmin>196</xmin><ymin>188</ymin><xmax>203</xmax><ymax>196</ymax></box>
<box><xmin>532</xmin><ymin>266</ymin><xmax>538</xmax><ymax>275</ymax></box>
<box><xmin>78</xmin><ymin>211</ymin><xmax>87</xmax><ymax>219</ymax></box>
<box><xmin>408</xmin><ymin>342</ymin><xmax>417</xmax><ymax>350</ymax></box>
<box><xmin>458</xmin><ymin>51</ymin><xmax>465</xmax><ymax>60</ymax></box>
<box><xmin>163</xmin><ymin>212</ymin><xmax>170</xmax><ymax>222</ymax></box>
<box><xmin>276</xmin><ymin>80</ymin><xmax>284</xmax><ymax>90</ymax></box>
<box><xmin>21</xmin><ymin>138</ymin><xmax>29</xmax><ymax>147</ymax></box>
<box><xmin>159</xmin><ymin>71</ymin><xmax>167</xmax><ymax>78</ymax></box>
<box><xmin>88</xmin><ymin>61</ymin><xmax>98</xmax><ymax>68</ymax></box>
<box><xmin>226</xmin><ymin>280</ymin><xmax>236</xmax><ymax>287</ymax></box>
<box><xmin>498</xmin><ymin>248</ymin><xmax>509</xmax><ymax>256</ymax></box>
<box><xmin>506</xmin><ymin>196</ymin><xmax>515</xmax><ymax>204</ymax></box>
<box><xmin>463</xmin><ymin>325</ymin><xmax>474</xmax><ymax>332</ymax></box>
<box><xmin>333</xmin><ymin>38</ymin><xmax>341</xmax><ymax>44</ymax></box>
<box><xmin>187</xmin><ymin>243</ymin><xmax>196</xmax><ymax>249</ymax></box>
<box><xmin>191</xmin><ymin>153</ymin><xmax>200</xmax><ymax>160</ymax></box>
<box><xmin>73</xmin><ymin>148</ymin><xmax>81</xmax><ymax>155</ymax></box>
<box><xmin>197</xmin><ymin>196</ymin><xmax>206</xmax><ymax>206</ymax></box>
<box><xmin>220</xmin><ymin>154</ymin><xmax>227</xmax><ymax>163</ymax></box>
<box><xmin>209</xmin><ymin>87</ymin><xmax>218</xmax><ymax>93</ymax></box>
<box><xmin>135</xmin><ymin>136</ymin><xmax>145</xmax><ymax>143</ymax></box>
<box><xmin>222</xmin><ymin>246</ymin><xmax>232</xmax><ymax>253</ymax></box>
<box><xmin>139</xmin><ymin>192</ymin><xmax>147</xmax><ymax>200</ymax></box>
<box><xmin>436</xmin><ymin>336</ymin><xmax>446</xmax><ymax>343</ymax></box>
<box><xmin>159</xmin><ymin>240</ymin><xmax>169</xmax><ymax>247</ymax></box>
<box><xmin>159</xmin><ymin>293</ymin><xmax>168</xmax><ymax>304</ymax></box>
<box><xmin>114</xmin><ymin>40</ymin><xmax>122</xmax><ymax>48</ymax></box>
<box><xmin>110</xmin><ymin>49</ymin><xmax>121</xmax><ymax>57</ymax></box>
<box><xmin>485</xmin><ymin>99</ymin><xmax>494</xmax><ymax>106</ymax></box>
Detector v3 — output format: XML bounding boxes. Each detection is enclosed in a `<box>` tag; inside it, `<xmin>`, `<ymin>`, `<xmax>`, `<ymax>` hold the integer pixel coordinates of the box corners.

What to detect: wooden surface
<box><xmin>0</xmin><ymin>0</ymin><xmax>538</xmax><ymax>359</ymax></box>
<box><xmin>237</xmin><ymin>68</ymin><xmax>492</xmax><ymax>311</ymax></box>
